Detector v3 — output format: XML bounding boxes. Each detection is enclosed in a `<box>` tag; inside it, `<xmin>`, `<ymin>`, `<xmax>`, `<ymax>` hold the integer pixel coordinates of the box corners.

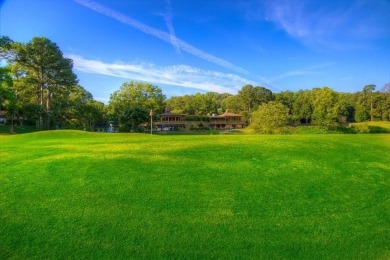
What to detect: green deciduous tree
<box><xmin>354</xmin><ymin>85</ymin><xmax>377</xmax><ymax>122</ymax></box>
<box><xmin>335</xmin><ymin>93</ymin><xmax>355</xmax><ymax>124</ymax></box>
<box><xmin>238</xmin><ymin>84</ymin><xmax>274</xmax><ymax>124</ymax></box>
<box><xmin>238</xmin><ymin>84</ymin><xmax>273</xmax><ymax>113</ymax></box>
<box><xmin>108</xmin><ymin>81</ymin><xmax>165</xmax><ymax>131</ymax></box>
<box><xmin>311</xmin><ymin>87</ymin><xmax>339</xmax><ymax>128</ymax></box>
<box><xmin>292</xmin><ymin>90</ymin><xmax>313</xmax><ymax>124</ymax></box>
<box><xmin>0</xmin><ymin>67</ymin><xmax>17</xmax><ymax>132</ymax></box>
<box><xmin>57</xmin><ymin>85</ymin><xmax>105</xmax><ymax>129</ymax></box>
<box><xmin>221</xmin><ymin>95</ymin><xmax>245</xmax><ymax>115</ymax></box>
<box><xmin>82</xmin><ymin>100</ymin><xmax>106</xmax><ymax>130</ymax></box>
<box><xmin>275</xmin><ymin>91</ymin><xmax>295</xmax><ymax>113</ymax></box>
<box><xmin>371</xmin><ymin>92</ymin><xmax>390</xmax><ymax>121</ymax></box>
<box><xmin>166</xmin><ymin>92</ymin><xmax>232</xmax><ymax>116</ymax></box>
<box><xmin>251</xmin><ymin>101</ymin><xmax>291</xmax><ymax>133</ymax></box>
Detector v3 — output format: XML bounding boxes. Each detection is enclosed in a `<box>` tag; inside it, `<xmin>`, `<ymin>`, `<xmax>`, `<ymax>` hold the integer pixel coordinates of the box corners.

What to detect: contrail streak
<box><xmin>164</xmin><ymin>0</ymin><xmax>180</xmax><ymax>54</ymax></box>
<box><xmin>73</xmin><ymin>0</ymin><xmax>248</xmax><ymax>74</ymax></box>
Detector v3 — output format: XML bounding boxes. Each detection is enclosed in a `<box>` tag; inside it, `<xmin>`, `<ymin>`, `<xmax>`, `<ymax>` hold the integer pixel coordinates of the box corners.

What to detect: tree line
<box><xmin>1</xmin><ymin>36</ymin><xmax>389</xmax><ymax>133</ymax></box>
<box><xmin>166</xmin><ymin>84</ymin><xmax>390</xmax><ymax>128</ymax></box>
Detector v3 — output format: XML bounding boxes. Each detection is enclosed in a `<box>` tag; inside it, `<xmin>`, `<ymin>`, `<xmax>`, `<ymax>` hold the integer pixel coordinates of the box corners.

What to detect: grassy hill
<box><xmin>1</xmin><ymin>131</ymin><xmax>389</xmax><ymax>258</ymax></box>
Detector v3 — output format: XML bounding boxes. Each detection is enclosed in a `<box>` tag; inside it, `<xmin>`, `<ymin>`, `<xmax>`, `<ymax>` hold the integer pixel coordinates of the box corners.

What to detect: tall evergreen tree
<box><xmin>14</xmin><ymin>37</ymin><xmax>77</xmax><ymax>129</ymax></box>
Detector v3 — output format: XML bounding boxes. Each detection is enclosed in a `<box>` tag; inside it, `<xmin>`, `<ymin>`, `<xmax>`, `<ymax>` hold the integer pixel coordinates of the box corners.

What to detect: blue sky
<box><xmin>1</xmin><ymin>0</ymin><xmax>390</xmax><ymax>103</ymax></box>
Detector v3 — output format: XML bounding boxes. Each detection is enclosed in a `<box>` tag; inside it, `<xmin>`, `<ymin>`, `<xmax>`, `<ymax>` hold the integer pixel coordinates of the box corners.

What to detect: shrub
<box><xmin>251</xmin><ymin>101</ymin><xmax>291</xmax><ymax>134</ymax></box>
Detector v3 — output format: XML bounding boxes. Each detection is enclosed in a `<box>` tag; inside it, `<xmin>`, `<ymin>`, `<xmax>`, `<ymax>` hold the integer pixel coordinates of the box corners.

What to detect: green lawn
<box><xmin>1</xmin><ymin>131</ymin><xmax>389</xmax><ymax>259</ymax></box>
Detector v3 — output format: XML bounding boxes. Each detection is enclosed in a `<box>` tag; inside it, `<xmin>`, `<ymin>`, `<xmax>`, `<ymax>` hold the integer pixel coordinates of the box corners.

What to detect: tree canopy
<box><xmin>251</xmin><ymin>101</ymin><xmax>291</xmax><ymax>134</ymax></box>
<box><xmin>0</xmin><ymin>36</ymin><xmax>104</xmax><ymax>131</ymax></box>
<box><xmin>107</xmin><ymin>81</ymin><xmax>165</xmax><ymax>131</ymax></box>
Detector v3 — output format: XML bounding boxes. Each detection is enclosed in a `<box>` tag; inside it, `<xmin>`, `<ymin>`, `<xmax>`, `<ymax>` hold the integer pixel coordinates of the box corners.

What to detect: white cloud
<box><xmin>67</xmin><ymin>54</ymin><xmax>259</xmax><ymax>94</ymax></box>
<box><xmin>262</xmin><ymin>0</ymin><xmax>390</xmax><ymax>48</ymax></box>
<box><xmin>73</xmin><ymin>0</ymin><xmax>247</xmax><ymax>74</ymax></box>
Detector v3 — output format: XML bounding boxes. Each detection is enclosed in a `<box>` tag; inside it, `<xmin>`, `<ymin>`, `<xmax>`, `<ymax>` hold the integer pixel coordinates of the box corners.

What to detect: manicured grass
<box><xmin>1</xmin><ymin>131</ymin><xmax>389</xmax><ymax>258</ymax></box>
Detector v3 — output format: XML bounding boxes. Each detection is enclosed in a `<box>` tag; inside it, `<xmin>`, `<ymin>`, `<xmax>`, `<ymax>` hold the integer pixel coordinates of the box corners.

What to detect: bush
<box><xmin>207</xmin><ymin>129</ymin><xmax>219</xmax><ymax>135</ymax></box>
<box><xmin>350</xmin><ymin>124</ymin><xmax>390</xmax><ymax>134</ymax></box>
<box><xmin>352</xmin><ymin>124</ymin><xmax>370</xmax><ymax>134</ymax></box>
<box><xmin>251</xmin><ymin>102</ymin><xmax>291</xmax><ymax>134</ymax></box>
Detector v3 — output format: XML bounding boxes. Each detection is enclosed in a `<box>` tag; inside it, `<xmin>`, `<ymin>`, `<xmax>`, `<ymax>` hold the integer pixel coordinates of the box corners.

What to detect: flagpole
<box><xmin>150</xmin><ymin>109</ymin><xmax>153</xmax><ymax>135</ymax></box>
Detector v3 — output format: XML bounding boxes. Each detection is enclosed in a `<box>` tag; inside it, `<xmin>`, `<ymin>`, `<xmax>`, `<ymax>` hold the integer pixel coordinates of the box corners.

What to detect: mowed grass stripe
<box><xmin>0</xmin><ymin>131</ymin><xmax>389</xmax><ymax>258</ymax></box>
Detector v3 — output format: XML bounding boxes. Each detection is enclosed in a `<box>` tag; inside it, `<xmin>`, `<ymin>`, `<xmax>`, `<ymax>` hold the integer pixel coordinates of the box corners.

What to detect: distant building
<box><xmin>155</xmin><ymin>110</ymin><xmax>187</xmax><ymax>131</ymax></box>
<box><xmin>94</xmin><ymin>123</ymin><xmax>119</xmax><ymax>132</ymax></box>
<box><xmin>154</xmin><ymin>109</ymin><xmax>245</xmax><ymax>131</ymax></box>
<box><xmin>0</xmin><ymin>110</ymin><xmax>26</xmax><ymax>126</ymax></box>
<box><xmin>209</xmin><ymin>109</ymin><xmax>245</xmax><ymax>129</ymax></box>
<box><xmin>0</xmin><ymin>110</ymin><xmax>6</xmax><ymax>125</ymax></box>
